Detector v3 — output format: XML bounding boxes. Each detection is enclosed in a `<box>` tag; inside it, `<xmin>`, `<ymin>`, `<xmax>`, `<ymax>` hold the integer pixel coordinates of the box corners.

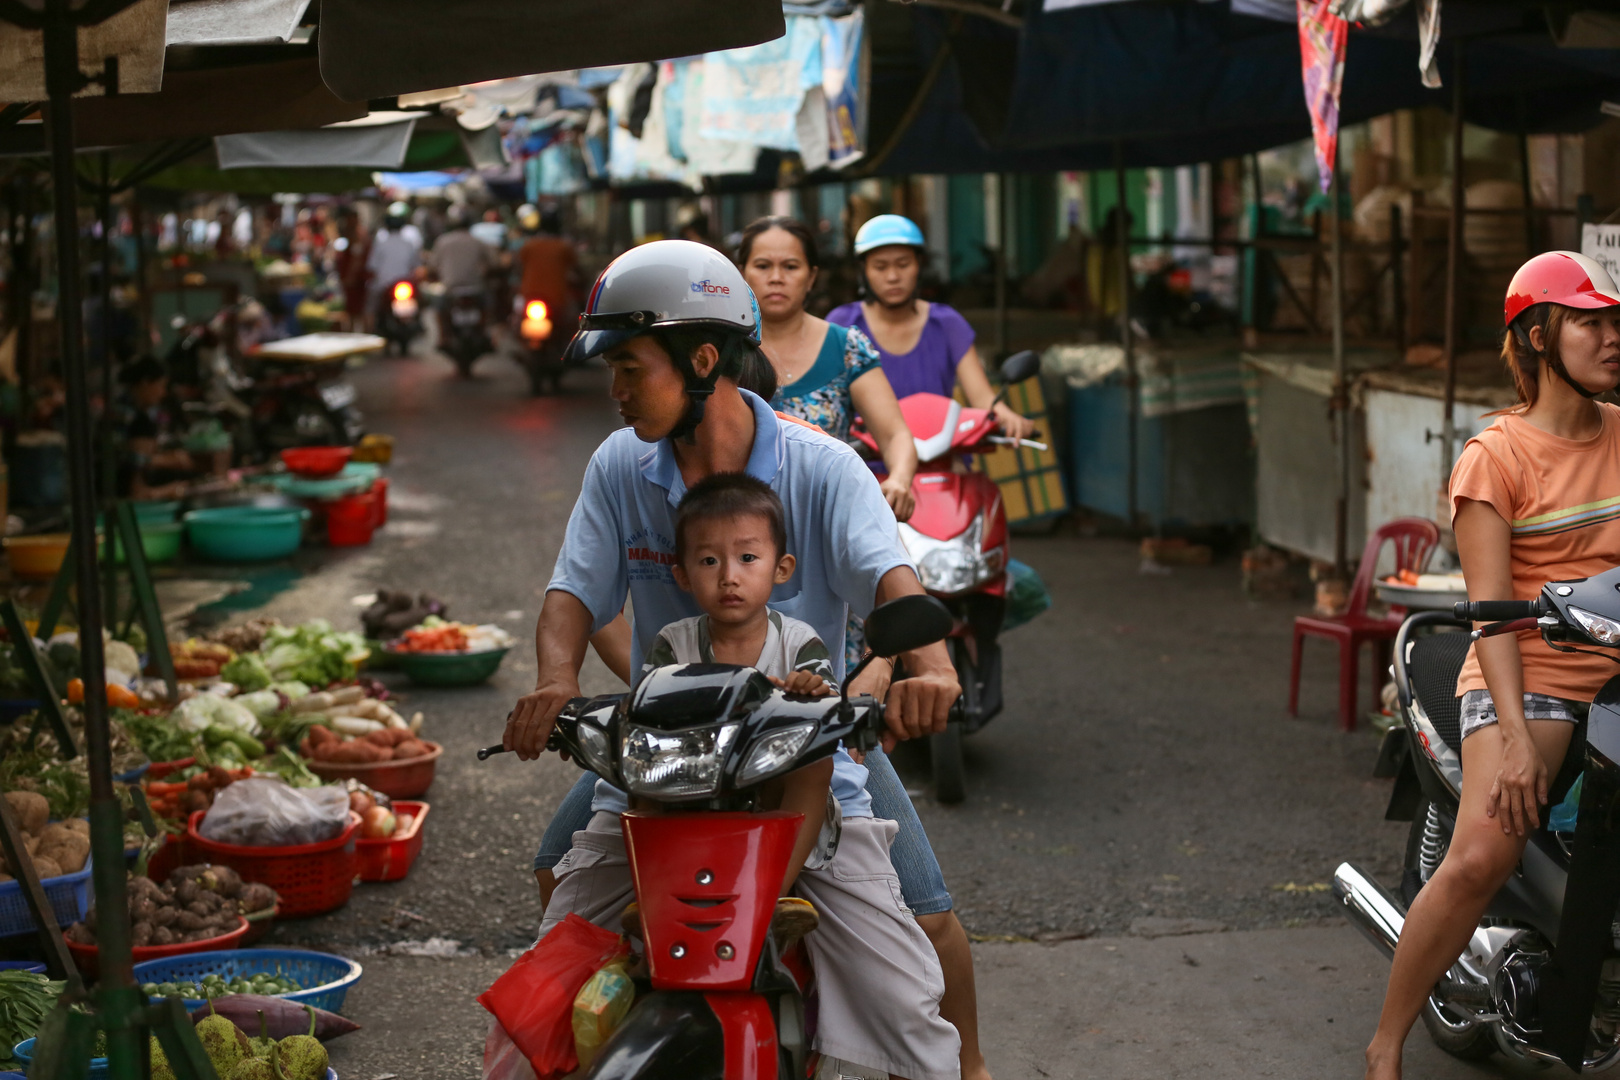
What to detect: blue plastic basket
<box><xmin>11</xmin><ymin>1043</ymin><xmax>337</xmax><ymax>1080</ymax></box>
<box><xmin>0</xmin><ymin>961</ymin><xmax>45</xmax><ymax>974</ymax></box>
<box><xmin>0</xmin><ymin>856</ymin><xmax>92</xmax><ymax>938</ymax></box>
<box><xmin>133</xmin><ymin>948</ymin><xmax>363</xmax><ymax>1014</ymax></box>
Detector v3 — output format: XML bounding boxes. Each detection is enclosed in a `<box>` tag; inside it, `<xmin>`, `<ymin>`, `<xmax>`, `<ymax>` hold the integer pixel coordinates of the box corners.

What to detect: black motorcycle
<box><xmin>1336</xmin><ymin>569</ymin><xmax>1620</xmax><ymax>1071</ymax></box>
<box><xmin>442</xmin><ymin>287</ymin><xmax>493</xmax><ymax>378</ymax></box>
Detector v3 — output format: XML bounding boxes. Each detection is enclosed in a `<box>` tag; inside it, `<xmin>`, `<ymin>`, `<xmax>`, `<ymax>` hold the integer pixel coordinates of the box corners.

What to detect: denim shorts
<box><xmin>534</xmin><ymin>746</ymin><xmax>954</xmax><ymax>917</ymax></box>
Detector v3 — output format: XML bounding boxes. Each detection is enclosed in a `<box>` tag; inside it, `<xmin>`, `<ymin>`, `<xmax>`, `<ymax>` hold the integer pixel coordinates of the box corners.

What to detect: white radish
<box><xmin>331</xmin><ymin>716</ymin><xmax>386</xmax><ymax>735</ymax></box>
<box><xmin>328</xmin><ymin>685</ymin><xmax>366</xmax><ymax>706</ymax></box>
<box><xmin>294</xmin><ymin>692</ymin><xmax>335</xmax><ymax>714</ymax></box>
<box><xmin>409</xmin><ymin>711</ymin><xmax>424</xmax><ymax>734</ymax></box>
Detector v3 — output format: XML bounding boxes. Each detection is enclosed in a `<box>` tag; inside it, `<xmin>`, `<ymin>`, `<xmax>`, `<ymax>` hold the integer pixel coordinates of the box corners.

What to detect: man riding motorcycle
<box><xmin>506</xmin><ymin>239</ymin><xmax>973</xmax><ymax>1079</ymax></box>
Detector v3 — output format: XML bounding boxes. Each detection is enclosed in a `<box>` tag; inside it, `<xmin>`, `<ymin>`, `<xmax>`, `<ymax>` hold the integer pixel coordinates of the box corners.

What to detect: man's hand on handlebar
<box><xmin>506</xmin><ymin>677</ymin><xmax>581</xmax><ymax>761</ymax></box>
<box><xmin>882</xmin><ymin>667</ymin><xmax>961</xmax><ymax>751</ymax></box>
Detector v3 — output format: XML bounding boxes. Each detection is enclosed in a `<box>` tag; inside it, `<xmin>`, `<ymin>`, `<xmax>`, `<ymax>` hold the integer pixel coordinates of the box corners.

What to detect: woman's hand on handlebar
<box><xmin>506</xmin><ymin>676</ymin><xmax>581</xmax><ymax>761</ymax></box>
<box><xmin>992</xmin><ymin>403</ymin><xmax>1036</xmax><ymax>441</ymax></box>
<box><xmin>879</xmin><ymin>474</ymin><xmax>916</xmax><ymax>522</ymax></box>
<box><xmin>1488</xmin><ymin>729</ymin><xmax>1548</xmax><ymax>836</ymax></box>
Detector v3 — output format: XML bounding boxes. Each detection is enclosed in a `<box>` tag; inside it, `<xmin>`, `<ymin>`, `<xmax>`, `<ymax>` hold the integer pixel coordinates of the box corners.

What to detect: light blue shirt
<box><xmin>547</xmin><ymin>389</ymin><xmax>914</xmax><ymax>818</ymax></box>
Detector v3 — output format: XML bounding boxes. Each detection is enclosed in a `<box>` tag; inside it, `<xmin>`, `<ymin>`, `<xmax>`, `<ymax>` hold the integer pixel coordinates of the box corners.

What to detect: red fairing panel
<box><xmin>907</xmin><ymin>471</ymin><xmax>1002</xmax><ymax>543</ymax></box>
<box><xmin>622</xmin><ymin>810</ymin><xmax>801</xmax><ymax>991</ymax></box>
<box><xmin>705</xmin><ymin>992</ymin><xmax>779</xmax><ymax>1080</ymax></box>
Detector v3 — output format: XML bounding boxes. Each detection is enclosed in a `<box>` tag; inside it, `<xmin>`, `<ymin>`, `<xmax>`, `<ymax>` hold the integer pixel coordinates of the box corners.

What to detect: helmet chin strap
<box><xmin>667</xmin><ymin>352</ymin><xmax>722</xmax><ymax>444</ymax></box>
<box><xmin>1515</xmin><ymin>323</ymin><xmax>1601</xmax><ymax>400</ymax></box>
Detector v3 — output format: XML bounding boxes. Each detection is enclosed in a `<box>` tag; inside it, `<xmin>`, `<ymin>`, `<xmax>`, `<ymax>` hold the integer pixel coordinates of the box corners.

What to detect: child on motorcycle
<box><xmin>1364</xmin><ymin>251</ymin><xmax>1620</xmax><ymax>1080</ymax></box>
<box><xmin>541</xmin><ymin>472</ymin><xmax>961</xmax><ymax>1080</ymax></box>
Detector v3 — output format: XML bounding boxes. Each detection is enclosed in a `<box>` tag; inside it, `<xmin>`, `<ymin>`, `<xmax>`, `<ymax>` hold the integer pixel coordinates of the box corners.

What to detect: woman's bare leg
<box><xmin>1363</xmin><ymin>720</ymin><xmax>1573</xmax><ymax>1079</ymax></box>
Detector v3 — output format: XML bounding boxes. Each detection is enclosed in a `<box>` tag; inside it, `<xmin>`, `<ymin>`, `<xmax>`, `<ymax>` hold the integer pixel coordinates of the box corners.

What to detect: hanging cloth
<box><xmin>1296</xmin><ymin>0</ymin><xmax>1348</xmax><ymax>192</ymax></box>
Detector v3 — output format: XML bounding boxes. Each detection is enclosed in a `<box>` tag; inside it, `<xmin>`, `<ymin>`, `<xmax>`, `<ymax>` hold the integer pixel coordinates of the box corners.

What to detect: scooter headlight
<box><xmin>1570</xmin><ymin>606</ymin><xmax>1620</xmax><ymax>645</ymax></box>
<box><xmin>393</xmin><ymin>280</ymin><xmax>414</xmax><ymax>302</ymax></box>
<box><xmin>621</xmin><ymin>721</ymin><xmax>740</xmax><ymax>800</ymax></box>
<box><xmin>908</xmin><ymin>515</ymin><xmax>1005</xmax><ymax>596</ymax></box>
<box><xmin>737</xmin><ymin>722</ymin><xmax>816</xmax><ymax>786</ymax></box>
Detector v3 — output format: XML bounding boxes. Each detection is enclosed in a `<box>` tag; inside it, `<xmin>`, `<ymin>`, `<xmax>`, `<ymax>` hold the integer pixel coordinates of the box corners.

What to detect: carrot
<box><xmin>146</xmin><ymin>781</ymin><xmax>186</xmax><ymax>795</ymax></box>
<box><xmin>107</xmin><ymin>684</ymin><xmax>139</xmax><ymax>709</ymax></box>
<box><xmin>65</xmin><ymin>678</ymin><xmax>84</xmax><ymax>705</ymax></box>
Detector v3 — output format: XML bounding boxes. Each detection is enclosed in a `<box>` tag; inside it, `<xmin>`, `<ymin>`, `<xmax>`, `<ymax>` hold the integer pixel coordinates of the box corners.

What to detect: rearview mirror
<box><xmin>999</xmin><ymin>350</ymin><xmax>1040</xmax><ymax>386</ymax></box>
<box><xmin>863</xmin><ymin>595</ymin><xmax>954</xmax><ymax>659</ymax></box>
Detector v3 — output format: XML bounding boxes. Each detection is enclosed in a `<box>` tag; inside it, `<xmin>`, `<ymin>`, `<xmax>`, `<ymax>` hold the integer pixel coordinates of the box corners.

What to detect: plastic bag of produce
<box><xmin>477</xmin><ymin>914</ymin><xmax>628</xmax><ymax>1080</ymax></box>
<box><xmin>1002</xmin><ymin>558</ymin><xmax>1053</xmax><ymax>631</ymax></box>
<box><xmin>198</xmin><ymin>777</ymin><xmax>350</xmax><ymax>847</ymax></box>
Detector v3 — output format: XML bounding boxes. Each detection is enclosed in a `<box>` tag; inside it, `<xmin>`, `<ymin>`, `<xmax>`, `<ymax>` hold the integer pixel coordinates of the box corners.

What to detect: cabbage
<box><xmin>221</xmin><ymin>653</ymin><xmax>271</xmax><ymax>692</ymax></box>
<box><xmin>259</xmin><ymin>620</ymin><xmax>367</xmax><ymax>687</ymax></box>
<box><xmin>174</xmin><ymin>693</ymin><xmax>259</xmax><ymax>736</ymax></box>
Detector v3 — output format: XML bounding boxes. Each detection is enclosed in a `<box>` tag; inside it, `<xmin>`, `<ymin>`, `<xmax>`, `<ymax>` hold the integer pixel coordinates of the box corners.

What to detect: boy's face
<box><xmin>673</xmin><ymin>512</ymin><xmax>795</xmax><ymax>627</ymax></box>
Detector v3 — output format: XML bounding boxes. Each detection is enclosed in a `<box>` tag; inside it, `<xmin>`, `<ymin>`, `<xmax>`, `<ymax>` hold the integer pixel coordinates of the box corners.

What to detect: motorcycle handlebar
<box><xmin>1453</xmin><ymin>599</ymin><xmax>1547</xmax><ymax>622</ymax></box>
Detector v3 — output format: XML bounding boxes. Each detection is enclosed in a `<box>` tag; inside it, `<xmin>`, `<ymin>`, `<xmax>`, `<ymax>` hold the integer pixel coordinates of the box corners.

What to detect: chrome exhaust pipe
<box><xmin>1333</xmin><ymin>862</ymin><xmax>1406</xmax><ymax>959</ymax></box>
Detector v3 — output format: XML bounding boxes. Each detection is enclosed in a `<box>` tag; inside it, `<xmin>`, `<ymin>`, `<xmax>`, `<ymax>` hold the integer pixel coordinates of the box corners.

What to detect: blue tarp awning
<box><xmin>869</xmin><ymin>0</ymin><xmax>1620</xmax><ymax>174</ymax></box>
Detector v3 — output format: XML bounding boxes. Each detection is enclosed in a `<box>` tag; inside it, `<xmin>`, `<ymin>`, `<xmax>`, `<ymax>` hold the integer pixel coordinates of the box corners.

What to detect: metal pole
<box><xmin>98</xmin><ymin>152</ymin><xmax>117</xmax><ymax>630</ymax></box>
<box><xmin>996</xmin><ymin>172</ymin><xmax>1009</xmax><ymax>358</ymax></box>
<box><xmin>1441</xmin><ymin>44</ymin><xmax>1465</xmax><ymax>475</ymax></box>
<box><xmin>1330</xmin><ymin>161</ymin><xmax>1348</xmax><ymax>578</ymax></box>
<box><xmin>1116</xmin><ymin>143</ymin><xmax>1136</xmax><ymax>530</ymax></box>
<box><xmin>40</xmin><ymin>5</ymin><xmax>141</xmax><ymax>1078</ymax></box>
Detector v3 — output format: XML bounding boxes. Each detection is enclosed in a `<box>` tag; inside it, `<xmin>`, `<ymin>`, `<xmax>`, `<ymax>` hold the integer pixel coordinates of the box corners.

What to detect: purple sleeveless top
<box><xmin>825</xmin><ymin>301</ymin><xmax>976</xmax><ymax>400</ymax></box>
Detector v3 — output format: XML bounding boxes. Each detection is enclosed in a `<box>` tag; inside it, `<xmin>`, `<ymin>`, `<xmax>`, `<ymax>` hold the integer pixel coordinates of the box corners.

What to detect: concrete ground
<box><xmin>197</xmin><ymin>343</ymin><xmax>1544</xmax><ymax>1078</ymax></box>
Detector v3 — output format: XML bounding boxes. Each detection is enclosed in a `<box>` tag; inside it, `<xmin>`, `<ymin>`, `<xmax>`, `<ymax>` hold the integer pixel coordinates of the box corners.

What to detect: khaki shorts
<box><xmin>540</xmin><ymin>811</ymin><xmax>961</xmax><ymax>1080</ymax></box>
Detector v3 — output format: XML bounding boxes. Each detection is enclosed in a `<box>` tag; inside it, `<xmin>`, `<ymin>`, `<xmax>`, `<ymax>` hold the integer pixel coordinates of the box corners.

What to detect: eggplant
<box><xmin>188</xmin><ymin>995</ymin><xmax>360</xmax><ymax>1041</ymax></box>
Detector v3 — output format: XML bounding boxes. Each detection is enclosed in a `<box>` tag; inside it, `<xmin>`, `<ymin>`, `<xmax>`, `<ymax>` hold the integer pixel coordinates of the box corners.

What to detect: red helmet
<box><xmin>1504</xmin><ymin>250</ymin><xmax>1620</xmax><ymax>326</ymax></box>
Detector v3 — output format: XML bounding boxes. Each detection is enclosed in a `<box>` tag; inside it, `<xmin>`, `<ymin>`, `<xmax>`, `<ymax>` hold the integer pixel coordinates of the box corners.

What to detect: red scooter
<box><xmin>479</xmin><ymin>595</ymin><xmax>955</xmax><ymax>1079</ymax></box>
<box><xmin>852</xmin><ymin>350</ymin><xmax>1044</xmax><ymax>803</ymax></box>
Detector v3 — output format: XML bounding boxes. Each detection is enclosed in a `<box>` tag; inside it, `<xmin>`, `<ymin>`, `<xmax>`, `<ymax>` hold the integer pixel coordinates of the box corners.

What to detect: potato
<box><xmin>186</xmin><ymin>900</ymin><xmax>212</xmax><ymax>919</ymax></box>
<box><xmin>37</xmin><ymin>823</ymin><xmax>78</xmax><ymax>847</ymax></box>
<box><xmin>151</xmin><ymin>925</ymin><xmax>175</xmax><ymax>946</ymax></box>
<box><xmin>63</xmin><ymin>819</ymin><xmax>89</xmax><ymax>837</ymax></box>
<box><xmin>176</xmin><ymin>911</ymin><xmax>207</xmax><ymax>931</ymax></box>
<box><xmin>131</xmin><ymin>921</ymin><xmax>153</xmax><ymax>947</ymax></box>
<box><xmin>40</xmin><ymin>831</ymin><xmax>89</xmax><ymax>873</ymax></box>
<box><xmin>23</xmin><ymin>835</ymin><xmax>37</xmax><ymax>855</ymax></box>
<box><xmin>151</xmin><ymin>906</ymin><xmax>178</xmax><ymax>928</ymax></box>
<box><xmin>65</xmin><ymin>922</ymin><xmax>95</xmax><ymax>945</ymax></box>
<box><xmin>31</xmin><ymin>856</ymin><xmax>62</xmax><ymax>879</ymax></box>
<box><xmin>0</xmin><ymin>872</ymin><xmax>12</xmax><ymax>883</ymax></box>
<box><xmin>4</xmin><ymin>791</ymin><xmax>49</xmax><ymax>835</ymax></box>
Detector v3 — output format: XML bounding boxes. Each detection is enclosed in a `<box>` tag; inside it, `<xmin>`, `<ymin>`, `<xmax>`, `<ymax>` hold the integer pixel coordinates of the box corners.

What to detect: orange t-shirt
<box><xmin>518</xmin><ymin>236</ymin><xmax>576</xmax><ymax>308</ymax></box>
<box><xmin>1450</xmin><ymin>402</ymin><xmax>1620</xmax><ymax>700</ymax></box>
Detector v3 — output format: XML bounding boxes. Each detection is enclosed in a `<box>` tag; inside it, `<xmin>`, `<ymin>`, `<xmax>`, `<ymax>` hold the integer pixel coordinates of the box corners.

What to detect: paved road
<box><xmin>209</xmin><ymin>343</ymin><xmax>1508</xmax><ymax>1078</ymax></box>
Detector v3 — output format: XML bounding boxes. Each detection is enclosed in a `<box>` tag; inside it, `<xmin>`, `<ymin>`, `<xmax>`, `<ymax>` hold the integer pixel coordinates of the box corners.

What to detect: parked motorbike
<box><xmin>442</xmin><ymin>286</ymin><xmax>493</xmax><ymax>378</ymax></box>
<box><xmin>377</xmin><ymin>279</ymin><xmax>422</xmax><ymax>356</ymax></box>
<box><xmin>851</xmin><ymin>349</ymin><xmax>1046</xmax><ymax>803</ymax></box>
<box><xmin>479</xmin><ymin>595</ymin><xmax>956</xmax><ymax>1079</ymax></box>
<box><xmin>247</xmin><ymin>355</ymin><xmax>364</xmax><ymax>452</ymax></box>
<box><xmin>513</xmin><ymin>295</ymin><xmax>568</xmax><ymax>395</ymax></box>
<box><xmin>1336</xmin><ymin>572</ymin><xmax>1620</xmax><ymax>1071</ymax></box>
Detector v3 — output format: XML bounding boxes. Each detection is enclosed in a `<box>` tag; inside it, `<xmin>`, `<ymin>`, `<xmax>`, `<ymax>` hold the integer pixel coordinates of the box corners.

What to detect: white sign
<box><xmin>1582</xmin><ymin>223</ymin><xmax>1620</xmax><ymax>281</ymax></box>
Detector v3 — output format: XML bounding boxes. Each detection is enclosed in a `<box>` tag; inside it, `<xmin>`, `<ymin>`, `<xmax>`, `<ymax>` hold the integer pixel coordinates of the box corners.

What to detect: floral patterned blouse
<box><xmin>771</xmin><ymin>321</ymin><xmax>882</xmax><ymax>443</ymax></box>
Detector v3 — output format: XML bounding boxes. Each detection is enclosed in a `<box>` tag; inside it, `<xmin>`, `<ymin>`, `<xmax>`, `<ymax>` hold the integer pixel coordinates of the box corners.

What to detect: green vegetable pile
<box><xmin>143</xmin><ymin>972</ymin><xmax>302</xmax><ymax>1000</ymax></box>
<box><xmin>221</xmin><ymin>653</ymin><xmax>272</xmax><ymax>692</ymax></box>
<box><xmin>0</xmin><ymin>968</ymin><xmax>65</xmax><ymax>1066</ymax></box>
<box><xmin>259</xmin><ymin>621</ymin><xmax>366</xmax><ymax>687</ymax></box>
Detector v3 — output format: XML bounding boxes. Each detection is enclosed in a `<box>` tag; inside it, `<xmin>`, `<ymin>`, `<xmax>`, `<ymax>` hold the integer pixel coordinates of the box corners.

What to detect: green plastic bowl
<box><xmin>132</xmin><ymin>500</ymin><xmax>181</xmax><ymax>524</ymax></box>
<box><xmin>386</xmin><ymin>645</ymin><xmax>510</xmax><ymax>686</ymax></box>
<box><xmin>99</xmin><ymin>521</ymin><xmax>183</xmax><ymax>565</ymax></box>
<box><xmin>183</xmin><ymin>506</ymin><xmax>310</xmax><ymax>562</ymax></box>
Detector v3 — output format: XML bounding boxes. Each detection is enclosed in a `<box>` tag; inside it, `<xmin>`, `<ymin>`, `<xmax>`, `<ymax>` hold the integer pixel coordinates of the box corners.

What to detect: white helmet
<box><xmin>566</xmin><ymin>239</ymin><xmax>760</xmax><ymax>363</ymax></box>
<box><xmin>566</xmin><ymin>239</ymin><xmax>763</xmax><ymax>438</ymax></box>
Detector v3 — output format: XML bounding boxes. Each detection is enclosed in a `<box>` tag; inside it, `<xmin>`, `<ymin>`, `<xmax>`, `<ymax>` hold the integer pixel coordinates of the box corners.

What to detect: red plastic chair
<box><xmin>1288</xmin><ymin>517</ymin><xmax>1441</xmax><ymax>732</ymax></box>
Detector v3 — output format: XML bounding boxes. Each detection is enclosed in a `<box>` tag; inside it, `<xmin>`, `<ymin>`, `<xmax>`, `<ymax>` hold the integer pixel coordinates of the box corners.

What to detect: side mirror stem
<box><xmin>839</xmin><ymin>653</ymin><xmax>878</xmax><ymax>720</ymax></box>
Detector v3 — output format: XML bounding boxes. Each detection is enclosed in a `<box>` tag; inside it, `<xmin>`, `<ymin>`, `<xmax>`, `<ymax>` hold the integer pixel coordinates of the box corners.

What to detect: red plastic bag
<box><xmin>477</xmin><ymin>914</ymin><xmax>629</xmax><ymax>1079</ymax></box>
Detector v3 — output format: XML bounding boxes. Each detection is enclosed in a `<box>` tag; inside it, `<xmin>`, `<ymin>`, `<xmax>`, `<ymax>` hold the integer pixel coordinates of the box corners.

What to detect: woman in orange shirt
<box><xmin>1366</xmin><ymin>251</ymin><xmax>1620</xmax><ymax>1080</ymax></box>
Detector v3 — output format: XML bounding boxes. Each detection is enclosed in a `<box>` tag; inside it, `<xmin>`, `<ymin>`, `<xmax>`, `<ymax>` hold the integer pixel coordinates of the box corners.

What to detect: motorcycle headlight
<box><xmin>575</xmin><ymin>721</ymin><xmax>616</xmax><ymax>780</ymax></box>
<box><xmin>737</xmin><ymin>722</ymin><xmax>816</xmax><ymax>786</ymax></box>
<box><xmin>1570</xmin><ymin>606</ymin><xmax>1620</xmax><ymax>645</ymax></box>
<box><xmin>620</xmin><ymin>721</ymin><xmax>740</xmax><ymax>800</ymax></box>
<box><xmin>911</xmin><ymin>515</ymin><xmax>1005</xmax><ymax>595</ymax></box>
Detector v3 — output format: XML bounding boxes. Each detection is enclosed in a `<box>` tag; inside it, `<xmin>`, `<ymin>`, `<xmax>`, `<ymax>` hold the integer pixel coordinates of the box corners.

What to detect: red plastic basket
<box><xmin>68</xmin><ymin>917</ymin><xmax>249</xmax><ymax>980</ymax></box>
<box><xmin>356</xmin><ymin>800</ymin><xmax>429</xmax><ymax>883</ymax></box>
<box><xmin>371</xmin><ymin>478</ymin><xmax>389</xmax><ymax>528</ymax></box>
<box><xmin>185</xmin><ymin>811</ymin><xmax>361</xmax><ymax>918</ymax></box>
<box><xmin>326</xmin><ymin>491</ymin><xmax>376</xmax><ymax>547</ymax></box>
<box><xmin>280</xmin><ymin>446</ymin><xmax>352</xmax><ymax>478</ymax></box>
<box><xmin>306</xmin><ymin>741</ymin><xmax>442</xmax><ymax>798</ymax></box>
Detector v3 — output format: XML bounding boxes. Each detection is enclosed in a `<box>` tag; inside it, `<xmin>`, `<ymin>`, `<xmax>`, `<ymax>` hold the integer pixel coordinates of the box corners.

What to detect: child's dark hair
<box><xmin>675</xmin><ymin>473</ymin><xmax>787</xmax><ymax>564</ymax></box>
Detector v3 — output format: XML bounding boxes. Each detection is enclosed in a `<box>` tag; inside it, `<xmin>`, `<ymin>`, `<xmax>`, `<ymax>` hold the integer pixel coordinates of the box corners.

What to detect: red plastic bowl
<box><xmin>69</xmin><ymin>916</ymin><xmax>250</xmax><ymax>980</ymax></box>
<box><xmin>280</xmin><ymin>446</ymin><xmax>352</xmax><ymax>479</ymax></box>
<box><xmin>185</xmin><ymin>811</ymin><xmax>361</xmax><ymax>919</ymax></box>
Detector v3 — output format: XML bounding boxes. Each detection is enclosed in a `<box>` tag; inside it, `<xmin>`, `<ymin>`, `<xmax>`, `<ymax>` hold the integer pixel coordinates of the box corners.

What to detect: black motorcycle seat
<box><xmin>1409</xmin><ymin>630</ymin><xmax>1472</xmax><ymax>752</ymax></box>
